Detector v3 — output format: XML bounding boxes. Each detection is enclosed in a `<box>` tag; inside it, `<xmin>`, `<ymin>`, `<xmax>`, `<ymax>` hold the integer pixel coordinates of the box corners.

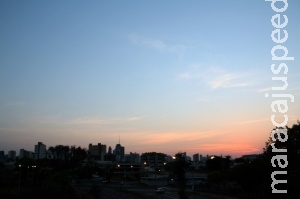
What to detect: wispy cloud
<box><xmin>192</xmin><ymin>143</ymin><xmax>261</xmax><ymax>155</ymax></box>
<box><xmin>129</xmin><ymin>34</ymin><xmax>187</xmax><ymax>55</ymax></box>
<box><xmin>257</xmin><ymin>87</ymin><xmax>272</xmax><ymax>93</ymax></box>
<box><xmin>133</xmin><ymin>130</ymin><xmax>224</xmax><ymax>145</ymax></box>
<box><xmin>208</xmin><ymin>73</ymin><xmax>246</xmax><ymax>89</ymax></box>
<box><xmin>67</xmin><ymin>116</ymin><xmax>143</xmax><ymax>125</ymax></box>
<box><xmin>178</xmin><ymin>71</ymin><xmax>205</xmax><ymax>80</ymax></box>
<box><xmin>178</xmin><ymin>66</ymin><xmax>252</xmax><ymax>89</ymax></box>
<box><xmin>288</xmin><ymin>86</ymin><xmax>300</xmax><ymax>91</ymax></box>
<box><xmin>178</xmin><ymin>72</ymin><xmax>192</xmax><ymax>79</ymax></box>
<box><xmin>5</xmin><ymin>101</ymin><xmax>25</xmax><ymax>108</ymax></box>
<box><xmin>196</xmin><ymin>96</ymin><xmax>210</xmax><ymax>102</ymax></box>
<box><xmin>231</xmin><ymin>118</ymin><xmax>269</xmax><ymax>125</ymax></box>
<box><xmin>257</xmin><ymin>86</ymin><xmax>300</xmax><ymax>94</ymax></box>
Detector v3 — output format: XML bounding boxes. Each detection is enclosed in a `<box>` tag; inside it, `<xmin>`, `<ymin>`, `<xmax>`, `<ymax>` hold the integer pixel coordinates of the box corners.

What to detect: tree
<box><xmin>70</xmin><ymin>146</ymin><xmax>87</xmax><ymax>164</ymax></box>
<box><xmin>264</xmin><ymin>121</ymin><xmax>300</xmax><ymax>195</ymax></box>
<box><xmin>206</xmin><ymin>155</ymin><xmax>231</xmax><ymax>171</ymax></box>
<box><xmin>171</xmin><ymin>152</ymin><xmax>190</xmax><ymax>199</ymax></box>
<box><xmin>227</xmin><ymin>121</ymin><xmax>300</xmax><ymax>198</ymax></box>
<box><xmin>104</xmin><ymin>163</ymin><xmax>114</xmax><ymax>183</ymax></box>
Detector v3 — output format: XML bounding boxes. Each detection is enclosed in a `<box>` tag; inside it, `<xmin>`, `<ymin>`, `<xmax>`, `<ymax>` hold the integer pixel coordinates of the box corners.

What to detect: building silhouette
<box><xmin>7</xmin><ymin>150</ymin><xmax>16</xmax><ymax>161</ymax></box>
<box><xmin>104</xmin><ymin>146</ymin><xmax>116</xmax><ymax>162</ymax></box>
<box><xmin>113</xmin><ymin>143</ymin><xmax>125</xmax><ymax>162</ymax></box>
<box><xmin>34</xmin><ymin>142</ymin><xmax>46</xmax><ymax>160</ymax></box>
<box><xmin>19</xmin><ymin>149</ymin><xmax>34</xmax><ymax>159</ymax></box>
<box><xmin>124</xmin><ymin>152</ymin><xmax>140</xmax><ymax>163</ymax></box>
<box><xmin>88</xmin><ymin>143</ymin><xmax>106</xmax><ymax>161</ymax></box>
<box><xmin>0</xmin><ymin>151</ymin><xmax>5</xmax><ymax>162</ymax></box>
<box><xmin>193</xmin><ymin>153</ymin><xmax>199</xmax><ymax>162</ymax></box>
<box><xmin>141</xmin><ymin>152</ymin><xmax>167</xmax><ymax>171</ymax></box>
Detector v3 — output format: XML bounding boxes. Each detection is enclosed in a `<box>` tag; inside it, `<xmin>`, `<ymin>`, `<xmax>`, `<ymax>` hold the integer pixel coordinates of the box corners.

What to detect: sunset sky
<box><xmin>1</xmin><ymin>0</ymin><xmax>299</xmax><ymax>158</ymax></box>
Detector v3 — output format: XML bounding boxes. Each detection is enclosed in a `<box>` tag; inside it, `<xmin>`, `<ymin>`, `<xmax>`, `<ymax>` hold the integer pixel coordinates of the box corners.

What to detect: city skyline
<box><xmin>0</xmin><ymin>140</ymin><xmax>259</xmax><ymax>160</ymax></box>
<box><xmin>1</xmin><ymin>1</ymin><xmax>300</xmax><ymax>158</ymax></box>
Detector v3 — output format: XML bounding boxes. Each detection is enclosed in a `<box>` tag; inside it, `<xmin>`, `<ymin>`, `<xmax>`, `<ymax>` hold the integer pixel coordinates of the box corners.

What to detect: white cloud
<box><xmin>143</xmin><ymin>39</ymin><xmax>167</xmax><ymax>51</ymax></box>
<box><xmin>208</xmin><ymin>73</ymin><xmax>252</xmax><ymax>89</ymax></box>
<box><xmin>208</xmin><ymin>73</ymin><xmax>237</xmax><ymax>89</ymax></box>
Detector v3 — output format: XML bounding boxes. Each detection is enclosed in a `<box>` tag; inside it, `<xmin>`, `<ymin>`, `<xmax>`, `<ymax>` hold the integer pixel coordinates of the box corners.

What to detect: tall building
<box><xmin>104</xmin><ymin>146</ymin><xmax>116</xmax><ymax>162</ymax></box>
<box><xmin>34</xmin><ymin>142</ymin><xmax>47</xmax><ymax>160</ymax></box>
<box><xmin>193</xmin><ymin>153</ymin><xmax>199</xmax><ymax>162</ymax></box>
<box><xmin>8</xmin><ymin>150</ymin><xmax>16</xmax><ymax>161</ymax></box>
<box><xmin>108</xmin><ymin>146</ymin><xmax>112</xmax><ymax>154</ymax></box>
<box><xmin>88</xmin><ymin>143</ymin><xmax>106</xmax><ymax>160</ymax></box>
<box><xmin>20</xmin><ymin>149</ymin><xmax>34</xmax><ymax>159</ymax></box>
<box><xmin>0</xmin><ymin>151</ymin><xmax>5</xmax><ymax>162</ymax></box>
<box><xmin>113</xmin><ymin>144</ymin><xmax>125</xmax><ymax>162</ymax></box>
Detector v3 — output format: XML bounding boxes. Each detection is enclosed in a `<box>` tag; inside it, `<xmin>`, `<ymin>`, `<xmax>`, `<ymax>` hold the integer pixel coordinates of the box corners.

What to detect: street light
<box><xmin>32</xmin><ymin>165</ymin><xmax>36</xmax><ymax>174</ymax></box>
<box><xmin>26</xmin><ymin>166</ymin><xmax>30</xmax><ymax>190</ymax></box>
<box><xmin>32</xmin><ymin>165</ymin><xmax>36</xmax><ymax>186</ymax></box>
<box><xmin>19</xmin><ymin>165</ymin><xmax>22</xmax><ymax>193</ymax></box>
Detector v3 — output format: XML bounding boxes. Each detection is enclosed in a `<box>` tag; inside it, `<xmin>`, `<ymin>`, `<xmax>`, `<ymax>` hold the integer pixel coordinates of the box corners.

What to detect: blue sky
<box><xmin>1</xmin><ymin>0</ymin><xmax>299</xmax><ymax>158</ymax></box>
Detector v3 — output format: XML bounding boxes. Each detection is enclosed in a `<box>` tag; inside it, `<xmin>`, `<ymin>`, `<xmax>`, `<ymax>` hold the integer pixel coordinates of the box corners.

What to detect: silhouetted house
<box><xmin>88</xmin><ymin>143</ymin><xmax>106</xmax><ymax>161</ymax></box>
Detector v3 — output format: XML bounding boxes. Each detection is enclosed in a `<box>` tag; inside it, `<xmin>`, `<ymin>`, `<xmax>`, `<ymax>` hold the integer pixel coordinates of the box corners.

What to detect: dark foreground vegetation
<box><xmin>158</xmin><ymin>121</ymin><xmax>300</xmax><ymax>199</ymax></box>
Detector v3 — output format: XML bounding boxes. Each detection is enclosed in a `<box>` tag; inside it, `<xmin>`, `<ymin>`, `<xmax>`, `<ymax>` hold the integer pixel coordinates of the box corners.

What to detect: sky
<box><xmin>0</xmin><ymin>0</ymin><xmax>299</xmax><ymax>158</ymax></box>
